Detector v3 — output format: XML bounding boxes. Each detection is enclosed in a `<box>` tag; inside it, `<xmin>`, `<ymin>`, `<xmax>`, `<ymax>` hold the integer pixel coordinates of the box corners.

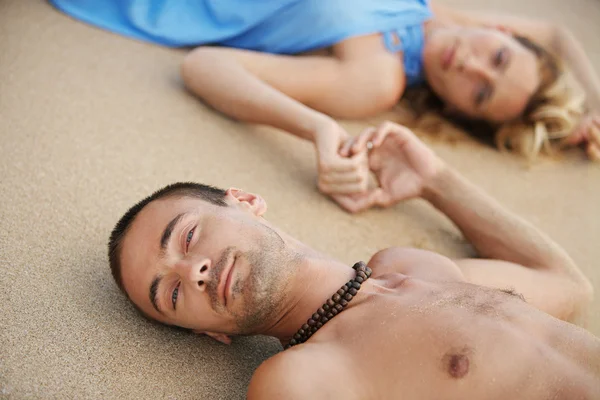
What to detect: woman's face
<box><xmin>422</xmin><ymin>26</ymin><xmax>540</xmax><ymax>122</ymax></box>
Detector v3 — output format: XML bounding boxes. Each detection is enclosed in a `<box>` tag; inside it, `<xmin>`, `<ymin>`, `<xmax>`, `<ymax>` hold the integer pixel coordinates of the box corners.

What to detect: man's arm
<box><xmin>335</xmin><ymin>122</ymin><xmax>593</xmax><ymax>322</ymax></box>
<box><xmin>423</xmin><ymin>166</ymin><xmax>593</xmax><ymax>322</ymax></box>
<box><xmin>247</xmin><ymin>351</ymin><xmax>356</xmax><ymax>400</ymax></box>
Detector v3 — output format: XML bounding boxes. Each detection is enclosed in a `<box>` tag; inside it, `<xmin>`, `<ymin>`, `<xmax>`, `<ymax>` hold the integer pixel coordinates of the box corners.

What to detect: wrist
<box><xmin>311</xmin><ymin>115</ymin><xmax>338</xmax><ymax>143</ymax></box>
<box><xmin>421</xmin><ymin>162</ymin><xmax>454</xmax><ymax>203</ymax></box>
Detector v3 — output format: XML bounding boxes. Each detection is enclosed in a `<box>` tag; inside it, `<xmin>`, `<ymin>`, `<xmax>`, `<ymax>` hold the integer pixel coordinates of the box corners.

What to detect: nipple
<box><xmin>442</xmin><ymin>349</ymin><xmax>471</xmax><ymax>379</ymax></box>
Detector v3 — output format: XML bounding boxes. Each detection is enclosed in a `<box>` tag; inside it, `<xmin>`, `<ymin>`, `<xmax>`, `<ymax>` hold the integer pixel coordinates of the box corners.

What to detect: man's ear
<box><xmin>225</xmin><ymin>188</ymin><xmax>267</xmax><ymax>216</ymax></box>
<box><xmin>193</xmin><ymin>330</ymin><xmax>232</xmax><ymax>345</ymax></box>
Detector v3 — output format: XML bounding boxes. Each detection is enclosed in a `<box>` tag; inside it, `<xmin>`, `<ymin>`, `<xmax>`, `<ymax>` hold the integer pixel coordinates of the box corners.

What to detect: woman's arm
<box><xmin>181</xmin><ymin>45</ymin><xmax>404</xmax><ymax>133</ymax></box>
<box><xmin>432</xmin><ymin>3</ymin><xmax>600</xmax><ymax>111</ymax></box>
<box><xmin>181</xmin><ymin>45</ymin><xmax>404</xmax><ymax>194</ymax></box>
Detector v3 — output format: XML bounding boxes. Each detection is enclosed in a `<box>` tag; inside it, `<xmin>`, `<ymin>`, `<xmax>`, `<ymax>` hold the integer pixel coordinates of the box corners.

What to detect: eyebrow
<box><xmin>149</xmin><ymin>274</ymin><xmax>164</xmax><ymax>314</ymax></box>
<box><xmin>150</xmin><ymin>212</ymin><xmax>188</xmax><ymax>314</ymax></box>
<box><xmin>160</xmin><ymin>212</ymin><xmax>187</xmax><ymax>254</ymax></box>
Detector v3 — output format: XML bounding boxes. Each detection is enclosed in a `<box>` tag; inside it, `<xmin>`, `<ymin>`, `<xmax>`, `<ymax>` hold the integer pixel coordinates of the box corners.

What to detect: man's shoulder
<box><xmin>247</xmin><ymin>346</ymin><xmax>350</xmax><ymax>400</ymax></box>
<box><xmin>368</xmin><ymin>246</ymin><xmax>464</xmax><ymax>281</ymax></box>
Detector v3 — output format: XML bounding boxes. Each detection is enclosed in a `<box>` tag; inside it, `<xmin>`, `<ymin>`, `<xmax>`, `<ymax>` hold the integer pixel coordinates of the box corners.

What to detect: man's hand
<box><xmin>566</xmin><ymin>114</ymin><xmax>600</xmax><ymax>161</ymax></box>
<box><xmin>314</xmin><ymin>119</ymin><xmax>370</xmax><ymax>195</ymax></box>
<box><xmin>333</xmin><ymin>122</ymin><xmax>444</xmax><ymax>213</ymax></box>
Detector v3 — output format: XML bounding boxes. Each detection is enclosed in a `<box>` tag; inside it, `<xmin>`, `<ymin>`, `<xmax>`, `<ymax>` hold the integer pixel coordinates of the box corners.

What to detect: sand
<box><xmin>1</xmin><ymin>0</ymin><xmax>599</xmax><ymax>398</ymax></box>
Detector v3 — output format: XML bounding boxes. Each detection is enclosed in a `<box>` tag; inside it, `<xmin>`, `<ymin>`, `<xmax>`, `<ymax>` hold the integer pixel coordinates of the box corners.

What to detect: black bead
<box><xmin>302</xmin><ymin>324</ymin><xmax>309</xmax><ymax>331</ymax></box>
<box><xmin>326</xmin><ymin>312</ymin><xmax>334</xmax><ymax>319</ymax></box>
<box><xmin>335</xmin><ymin>304</ymin><xmax>343</xmax><ymax>312</ymax></box>
<box><xmin>348</xmin><ymin>288</ymin><xmax>358</xmax><ymax>296</ymax></box>
<box><xmin>340</xmin><ymin>299</ymin><xmax>348</xmax><ymax>307</ymax></box>
<box><xmin>318</xmin><ymin>307</ymin><xmax>326</xmax><ymax>316</ymax></box>
<box><xmin>298</xmin><ymin>329</ymin><xmax>305</xmax><ymax>336</ymax></box>
<box><xmin>316</xmin><ymin>322</ymin><xmax>323</xmax><ymax>329</ymax></box>
<box><xmin>308</xmin><ymin>319</ymin><xmax>316</xmax><ymax>327</ymax></box>
<box><xmin>326</xmin><ymin>299</ymin><xmax>335</xmax><ymax>307</ymax></box>
<box><xmin>294</xmin><ymin>333</ymin><xmax>302</xmax><ymax>340</ymax></box>
<box><xmin>312</xmin><ymin>313</ymin><xmax>320</xmax><ymax>321</ymax></box>
<box><xmin>351</xmin><ymin>281</ymin><xmax>361</xmax><ymax>289</ymax></box>
<box><xmin>289</xmin><ymin>339</ymin><xmax>297</xmax><ymax>346</ymax></box>
<box><xmin>323</xmin><ymin>304</ymin><xmax>330</xmax><ymax>311</ymax></box>
<box><xmin>344</xmin><ymin>293</ymin><xmax>353</xmax><ymax>301</ymax></box>
<box><xmin>321</xmin><ymin>317</ymin><xmax>329</xmax><ymax>323</ymax></box>
<box><xmin>355</xmin><ymin>276</ymin><xmax>364</xmax><ymax>283</ymax></box>
<box><xmin>357</xmin><ymin>271</ymin><xmax>367</xmax><ymax>280</ymax></box>
<box><xmin>311</xmin><ymin>326</ymin><xmax>318</xmax><ymax>333</ymax></box>
<box><xmin>331</xmin><ymin>308</ymin><xmax>338</xmax><ymax>316</ymax></box>
<box><xmin>352</xmin><ymin>262</ymin><xmax>362</xmax><ymax>270</ymax></box>
<box><xmin>337</xmin><ymin>288</ymin><xmax>346</xmax><ymax>296</ymax></box>
<box><xmin>332</xmin><ymin>294</ymin><xmax>341</xmax><ymax>302</ymax></box>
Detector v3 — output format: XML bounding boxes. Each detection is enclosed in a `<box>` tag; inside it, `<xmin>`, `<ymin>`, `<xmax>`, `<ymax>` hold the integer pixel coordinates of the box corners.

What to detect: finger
<box><xmin>331</xmin><ymin>191</ymin><xmax>380</xmax><ymax>214</ymax></box>
<box><xmin>351</xmin><ymin>127</ymin><xmax>376</xmax><ymax>154</ymax></box>
<box><xmin>565</xmin><ymin>123</ymin><xmax>589</xmax><ymax>146</ymax></box>
<box><xmin>586</xmin><ymin>142</ymin><xmax>600</xmax><ymax>161</ymax></box>
<box><xmin>318</xmin><ymin>152</ymin><xmax>365</xmax><ymax>173</ymax></box>
<box><xmin>339</xmin><ymin>137</ymin><xmax>356</xmax><ymax>158</ymax></box>
<box><xmin>319</xmin><ymin>169</ymin><xmax>367</xmax><ymax>184</ymax></box>
<box><xmin>376</xmin><ymin>121</ymin><xmax>414</xmax><ymax>145</ymax></box>
<box><xmin>318</xmin><ymin>180</ymin><xmax>369</xmax><ymax>195</ymax></box>
<box><xmin>372</xmin><ymin>189</ymin><xmax>394</xmax><ymax>208</ymax></box>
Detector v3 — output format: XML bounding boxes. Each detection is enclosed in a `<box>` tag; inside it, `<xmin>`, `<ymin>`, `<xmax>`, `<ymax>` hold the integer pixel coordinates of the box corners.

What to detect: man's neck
<box><xmin>260</xmin><ymin>254</ymin><xmax>356</xmax><ymax>345</ymax></box>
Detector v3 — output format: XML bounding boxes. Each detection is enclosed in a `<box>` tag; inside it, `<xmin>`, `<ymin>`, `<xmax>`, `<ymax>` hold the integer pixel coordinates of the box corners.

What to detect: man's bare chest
<box><xmin>304</xmin><ymin>279</ymin><xmax>593</xmax><ymax>399</ymax></box>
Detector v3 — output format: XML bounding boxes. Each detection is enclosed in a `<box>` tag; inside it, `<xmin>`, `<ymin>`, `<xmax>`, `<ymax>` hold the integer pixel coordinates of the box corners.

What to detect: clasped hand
<box><xmin>316</xmin><ymin>121</ymin><xmax>444</xmax><ymax>213</ymax></box>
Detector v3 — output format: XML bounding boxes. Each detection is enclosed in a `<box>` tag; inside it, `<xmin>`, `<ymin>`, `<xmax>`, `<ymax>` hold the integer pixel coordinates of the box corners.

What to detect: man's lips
<box><xmin>219</xmin><ymin>254</ymin><xmax>236</xmax><ymax>308</ymax></box>
<box><xmin>441</xmin><ymin>41</ymin><xmax>457</xmax><ymax>71</ymax></box>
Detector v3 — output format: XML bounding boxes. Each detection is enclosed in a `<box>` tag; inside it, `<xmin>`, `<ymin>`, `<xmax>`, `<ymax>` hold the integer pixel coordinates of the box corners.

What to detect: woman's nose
<box><xmin>461</xmin><ymin>56</ymin><xmax>494</xmax><ymax>81</ymax></box>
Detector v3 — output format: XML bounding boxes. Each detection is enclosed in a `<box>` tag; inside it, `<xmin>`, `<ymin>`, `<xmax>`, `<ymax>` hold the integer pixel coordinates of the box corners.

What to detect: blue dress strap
<box><xmin>383</xmin><ymin>24</ymin><xmax>427</xmax><ymax>86</ymax></box>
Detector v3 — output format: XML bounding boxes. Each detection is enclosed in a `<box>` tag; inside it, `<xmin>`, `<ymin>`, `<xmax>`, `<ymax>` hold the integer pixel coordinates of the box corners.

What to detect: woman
<box><xmin>51</xmin><ymin>0</ymin><xmax>600</xmax><ymax>196</ymax></box>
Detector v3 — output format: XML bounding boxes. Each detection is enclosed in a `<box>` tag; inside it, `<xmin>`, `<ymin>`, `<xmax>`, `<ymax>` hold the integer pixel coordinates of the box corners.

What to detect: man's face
<box><xmin>119</xmin><ymin>190</ymin><xmax>296</xmax><ymax>337</ymax></box>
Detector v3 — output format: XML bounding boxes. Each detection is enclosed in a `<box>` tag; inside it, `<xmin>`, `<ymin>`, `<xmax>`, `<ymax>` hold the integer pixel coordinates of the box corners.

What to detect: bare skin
<box><xmin>180</xmin><ymin>2</ymin><xmax>600</xmax><ymax>195</ymax></box>
<box><xmin>118</xmin><ymin>122</ymin><xmax>597</xmax><ymax>399</ymax></box>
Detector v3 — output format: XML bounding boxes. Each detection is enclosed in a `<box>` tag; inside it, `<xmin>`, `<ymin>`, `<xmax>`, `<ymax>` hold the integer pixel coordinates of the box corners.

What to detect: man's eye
<box><xmin>172</xmin><ymin>283</ymin><xmax>180</xmax><ymax>310</ymax></box>
<box><xmin>186</xmin><ymin>227</ymin><xmax>195</xmax><ymax>250</ymax></box>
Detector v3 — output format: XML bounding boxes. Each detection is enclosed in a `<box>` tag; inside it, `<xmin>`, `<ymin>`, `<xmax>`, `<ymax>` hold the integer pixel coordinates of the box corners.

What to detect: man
<box><xmin>109</xmin><ymin>122</ymin><xmax>599</xmax><ymax>399</ymax></box>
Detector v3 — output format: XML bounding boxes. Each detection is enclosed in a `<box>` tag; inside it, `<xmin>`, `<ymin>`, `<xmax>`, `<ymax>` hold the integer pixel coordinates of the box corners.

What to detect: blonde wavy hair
<box><xmin>404</xmin><ymin>35</ymin><xmax>587</xmax><ymax>161</ymax></box>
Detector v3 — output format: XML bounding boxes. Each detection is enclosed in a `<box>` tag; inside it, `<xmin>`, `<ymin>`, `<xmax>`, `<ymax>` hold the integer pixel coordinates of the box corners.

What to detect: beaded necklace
<box><xmin>285</xmin><ymin>261</ymin><xmax>372</xmax><ymax>349</ymax></box>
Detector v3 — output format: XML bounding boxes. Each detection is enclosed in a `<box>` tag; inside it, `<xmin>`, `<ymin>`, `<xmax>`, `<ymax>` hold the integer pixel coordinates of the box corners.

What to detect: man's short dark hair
<box><xmin>108</xmin><ymin>182</ymin><xmax>227</xmax><ymax>299</ymax></box>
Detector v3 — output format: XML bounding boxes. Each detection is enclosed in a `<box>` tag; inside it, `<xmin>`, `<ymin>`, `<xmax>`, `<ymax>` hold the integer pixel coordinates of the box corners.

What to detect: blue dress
<box><xmin>50</xmin><ymin>0</ymin><xmax>432</xmax><ymax>85</ymax></box>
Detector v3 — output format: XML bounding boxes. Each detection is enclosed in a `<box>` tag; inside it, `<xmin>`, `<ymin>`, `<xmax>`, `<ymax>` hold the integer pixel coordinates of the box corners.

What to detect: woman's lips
<box><xmin>441</xmin><ymin>42</ymin><xmax>457</xmax><ymax>71</ymax></box>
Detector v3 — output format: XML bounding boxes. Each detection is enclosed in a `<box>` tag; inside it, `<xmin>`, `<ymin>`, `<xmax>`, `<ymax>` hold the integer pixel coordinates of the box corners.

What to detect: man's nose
<box><xmin>460</xmin><ymin>56</ymin><xmax>495</xmax><ymax>81</ymax></box>
<box><xmin>175</xmin><ymin>256</ymin><xmax>212</xmax><ymax>288</ymax></box>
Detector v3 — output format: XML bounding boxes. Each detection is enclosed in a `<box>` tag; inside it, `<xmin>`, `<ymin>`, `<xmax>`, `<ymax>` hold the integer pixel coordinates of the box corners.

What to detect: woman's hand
<box><xmin>314</xmin><ymin>119</ymin><xmax>370</xmax><ymax>195</ymax></box>
<box><xmin>567</xmin><ymin>114</ymin><xmax>600</xmax><ymax>161</ymax></box>
<box><xmin>333</xmin><ymin>122</ymin><xmax>445</xmax><ymax>213</ymax></box>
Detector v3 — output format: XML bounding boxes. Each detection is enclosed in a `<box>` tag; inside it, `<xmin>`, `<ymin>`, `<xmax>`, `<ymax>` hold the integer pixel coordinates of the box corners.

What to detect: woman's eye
<box><xmin>172</xmin><ymin>283</ymin><xmax>180</xmax><ymax>310</ymax></box>
<box><xmin>475</xmin><ymin>86</ymin><xmax>489</xmax><ymax>105</ymax></box>
<box><xmin>186</xmin><ymin>227</ymin><xmax>195</xmax><ymax>250</ymax></box>
<box><xmin>494</xmin><ymin>48</ymin><xmax>506</xmax><ymax>67</ymax></box>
